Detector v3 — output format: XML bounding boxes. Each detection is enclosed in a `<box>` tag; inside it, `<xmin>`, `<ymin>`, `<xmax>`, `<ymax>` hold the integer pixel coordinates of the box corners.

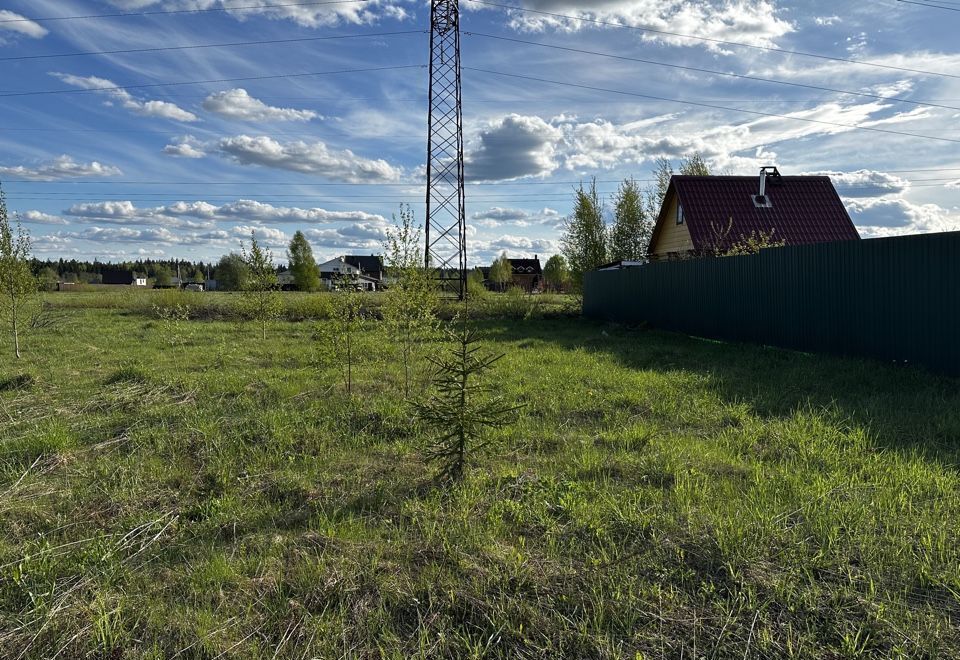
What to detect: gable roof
<box><xmin>649</xmin><ymin>175</ymin><xmax>860</xmax><ymax>254</ymax></box>
<box><xmin>102</xmin><ymin>271</ymin><xmax>134</xmax><ymax>285</ymax></box>
<box><xmin>343</xmin><ymin>255</ymin><xmax>384</xmax><ymax>274</ymax></box>
<box><xmin>509</xmin><ymin>258</ymin><xmax>542</xmax><ymax>275</ymax></box>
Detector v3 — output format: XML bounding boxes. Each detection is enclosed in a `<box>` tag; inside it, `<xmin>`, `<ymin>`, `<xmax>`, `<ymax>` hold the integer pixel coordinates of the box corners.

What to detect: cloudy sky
<box><xmin>1</xmin><ymin>0</ymin><xmax>959</xmax><ymax>266</ymax></box>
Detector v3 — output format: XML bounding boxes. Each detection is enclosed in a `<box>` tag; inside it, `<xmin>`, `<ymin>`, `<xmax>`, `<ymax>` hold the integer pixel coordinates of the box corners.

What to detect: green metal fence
<box><xmin>583</xmin><ymin>231</ymin><xmax>960</xmax><ymax>375</ymax></box>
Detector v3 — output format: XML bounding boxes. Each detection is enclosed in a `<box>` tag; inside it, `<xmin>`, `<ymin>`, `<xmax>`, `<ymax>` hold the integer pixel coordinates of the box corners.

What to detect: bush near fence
<box><xmin>583</xmin><ymin>231</ymin><xmax>960</xmax><ymax>375</ymax></box>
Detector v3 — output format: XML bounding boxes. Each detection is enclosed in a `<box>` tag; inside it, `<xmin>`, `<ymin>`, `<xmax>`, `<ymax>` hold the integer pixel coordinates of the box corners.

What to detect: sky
<box><xmin>1</xmin><ymin>0</ymin><xmax>959</xmax><ymax>267</ymax></box>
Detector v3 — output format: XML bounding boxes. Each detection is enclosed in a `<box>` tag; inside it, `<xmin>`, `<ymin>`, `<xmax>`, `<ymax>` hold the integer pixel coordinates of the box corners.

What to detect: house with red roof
<box><xmin>647</xmin><ymin>167</ymin><xmax>861</xmax><ymax>260</ymax></box>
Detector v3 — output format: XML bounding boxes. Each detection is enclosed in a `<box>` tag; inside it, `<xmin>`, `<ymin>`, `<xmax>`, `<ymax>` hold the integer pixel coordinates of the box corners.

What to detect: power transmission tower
<box><xmin>425</xmin><ymin>0</ymin><xmax>466</xmax><ymax>298</ymax></box>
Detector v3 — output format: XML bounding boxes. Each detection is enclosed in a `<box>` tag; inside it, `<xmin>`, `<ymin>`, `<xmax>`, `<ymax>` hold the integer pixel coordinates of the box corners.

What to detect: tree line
<box><xmin>560</xmin><ymin>154</ymin><xmax>710</xmax><ymax>289</ymax></box>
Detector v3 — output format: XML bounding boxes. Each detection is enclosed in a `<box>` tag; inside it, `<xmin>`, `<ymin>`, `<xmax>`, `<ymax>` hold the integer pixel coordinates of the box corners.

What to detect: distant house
<box><xmin>102</xmin><ymin>271</ymin><xmax>147</xmax><ymax>286</ymax></box>
<box><xmin>648</xmin><ymin>167</ymin><xmax>861</xmax><ymax>261</ymax></box>
<box><xmin>343</xmin><ymin>255</ymin><xmax>385</xmax><ymax>284</ymax></box>
<box><xmin>318</xmin><ymin>257</ymin><xmax>379</xmax><ymax>291</ymax></box>
<box><xmin>318</xmin><ymin>256</ymin><xmax>384</xmax><ymax>291</ymax></box>
<box><xmin>482</xmin><ymin>256</ymin><xmax>544</xmax><ymax>292</ymax></box>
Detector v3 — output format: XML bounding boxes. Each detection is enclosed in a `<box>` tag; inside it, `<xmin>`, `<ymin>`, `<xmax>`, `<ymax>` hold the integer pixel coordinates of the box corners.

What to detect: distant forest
<box><xmin>30</xmin><ymin>258</ymin><xmax>219</xmax><ymax>284</ymax></box>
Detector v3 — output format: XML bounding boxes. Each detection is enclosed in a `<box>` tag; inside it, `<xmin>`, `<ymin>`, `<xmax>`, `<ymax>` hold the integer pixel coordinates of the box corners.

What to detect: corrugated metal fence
<box><xmin>583</xmin><ymin>231</ymin><xmax>960</xmax><ymax>375</ymax></box>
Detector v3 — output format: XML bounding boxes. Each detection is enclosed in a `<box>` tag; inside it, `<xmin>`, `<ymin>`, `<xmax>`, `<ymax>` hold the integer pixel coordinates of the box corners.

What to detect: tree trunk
<box><xmin>12</xmin><ymin>299</ymin><xmax>20</xmax><ymax>359</ymax></box>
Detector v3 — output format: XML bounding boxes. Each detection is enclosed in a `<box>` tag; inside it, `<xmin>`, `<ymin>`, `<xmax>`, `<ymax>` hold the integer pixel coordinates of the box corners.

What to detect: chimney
<box><xmin>753</xmin><ymin>166</ymin><xmax>779</xmax><ymax>208</ymax></box>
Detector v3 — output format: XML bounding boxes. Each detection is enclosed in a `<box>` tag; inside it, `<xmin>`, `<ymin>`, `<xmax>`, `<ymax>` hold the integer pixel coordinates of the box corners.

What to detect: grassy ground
<box><xmin>1</xmin><ymin>290</ymin><xmax>959</xmax><ymax>658</ymax></box>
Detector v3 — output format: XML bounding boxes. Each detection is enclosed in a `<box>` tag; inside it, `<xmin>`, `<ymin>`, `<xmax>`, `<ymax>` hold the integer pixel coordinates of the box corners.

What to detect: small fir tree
<box><xmin>413</xmin><ymin>322</ymin><xmax>521</xmax><ymax>484</ymax></box>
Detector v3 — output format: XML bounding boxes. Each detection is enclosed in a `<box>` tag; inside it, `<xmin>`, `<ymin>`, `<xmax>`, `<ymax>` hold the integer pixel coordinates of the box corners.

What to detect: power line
<box><xmin>464</xmin><ymin>67</ymin><xmax>960</xmax><ymax>145</ymax></box>
<box><xmin>464</xmin><ymin>0</ymin><xmax>960</xmax><ymax>80</ymax></box>
<box><xmin>896</xmin><ymin>0</ymin><xmax>960</xmax><ymax>10</ymax></box>
<box><xmin>0</xmin><ymin>30</ymin><xmax>423</xmax><ymax>62</ymax></box>
<box><xmin>0</xmin><ymin>64</ymin><xmax>426</xmax><ymax>98</ymax></box>
<box><xmin>0</xmin><ymin>0</ymin><xmax>375</xmax><ymax>24</ymax></box>
<box><xmin>465</xmin><ymin>31</ymin><xmax>960</xmax><ymax>113</ymax></box>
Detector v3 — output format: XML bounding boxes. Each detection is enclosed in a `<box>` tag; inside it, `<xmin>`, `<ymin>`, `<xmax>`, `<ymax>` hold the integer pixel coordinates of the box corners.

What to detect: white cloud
<box><xmin>0</xmin><ymin>10</ymin><xmax>48</xmax><ymax>40</ymax></box>
<box><xmin>163</xmin><ymin>136</ymin><xmax>207</xmax><ymax>159</ymax></box>
<box><xmin>20</xmin><ymin>211</ymin><xmax>68</xmax><ymax>226</ymax></box>
<box><xmin>486</xmin><ymin>0</ymin><xmax>793</xmax><ymax>52</ymax></box>
<box><xmin>467</xmin><ymin>114</ymin><xmax>564</xmax><ymax>181</ymax></box>
<box><xmin>846</xmin><ymin>197</ymin><xmax>960</xmax><ymax>236</ymax></box>
<box><xmin>63</xmin><ymin>199</ymin><xmax>387</xmax><ymax>228</ymax></box>
<box><xmin>471</xmin><ymin>206</ymin><xmax>562</xmax><ymax>227</ymax></box>
<box><xmin>216</xmin><ymin>135</ymin><xmax>403</xmax><ymax>182</ymax></box>
<box><xmin>230</xmin><ymin>225</ymin><xmax>289</xmax><ymax>248</ymax></box>
<box><xmin>51</xmin><ymin>73</ymin><xmax>198</xmax><ymax>122</ymax></box>
<box><xmin>202</xmin><ymin>89</ymin><xmax>318</xmax><ymax>122</ymax></box>
<box><xmin>104</xmin><ymin>0</ymin><xmax>410</xmax><ymax>28</ymax></box>
<box><xmin>805</xmin><ymin>169</ymin><xmax>911</xmax><ymax>198</ymax></box>
<box><xmin>0</xmin><ymin>156</ymin><xmax>122</xmax><ymax>181</ymax></box>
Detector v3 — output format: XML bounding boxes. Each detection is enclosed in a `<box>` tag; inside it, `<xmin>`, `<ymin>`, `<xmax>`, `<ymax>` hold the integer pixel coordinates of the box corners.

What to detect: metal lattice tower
<box><xmin>425</xmin><ymin>0</ymin><xmax>466</xmax><ymax>298</ymax></box>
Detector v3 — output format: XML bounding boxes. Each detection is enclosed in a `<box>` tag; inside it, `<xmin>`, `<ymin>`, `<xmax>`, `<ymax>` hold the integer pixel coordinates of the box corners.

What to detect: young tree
<box><xmin>153</xmin><ymin>265</ymin><xmax>173</xmax><ymax>287</ymax></box>
<box><xmin>680</xmin><ymin>152</ymin><xmax>711</xmax><ymax>176</ymax></box>
<box><xmin>413</xmin><ymin>323</ymin><xmax>521</xmax><ymax>484</ymax></box>
<box><xmin>466</xmin><ymin>267</ymin><xmax>488</xmax><ymax>300</ymax></box>
<box><xmin>214</xmin><ymin>253</ymin><xmax>249</xmax><ymax>291</ymax></box>
<box><xmin>37</xmin><ymin>267</ymin><xmax>58</xmax><ymax>292</ymax></box>
<box><xmin>489</xmin><ymin>252</ymin><xmax>513</xmax><ymax>292</ymax></box>
<box><xmin>643</xmin><ymin>157</ymin><xmax>674</xmax><ymax>221</ymax></box>
<box><xmin>543</xmin><ymin>254</ymin><xmax>570</xmax><ymax>292</ymax></box>
<box><xmin>239</xmin><ymin>232</ymin><xmax>282</xmax><ymax>340</ymax></box>
<box><xmin>643</xmin><ymin>153</ymin><xmax>711</xmax><ymax>226</ymax></box>
<box><xmin>609</xmin><ymin>178</ymin><xmax>651</xmax><ymax>261</ymax></box>
<box><xmin>382</xmin><ymin>205</ymin><xmax>438</xmax><ymax>398</ymax></box>
<box><xmin>560</xmin><ymin>178</ymin><xmax>607</xmax><ymax>290</ymax></box>
<box><xmin>327</xmin><ymin>272</ymin><xmax>365</xmax><ymax>395</ymax></box>
<box><xmin>0</xmin><ymin>188</ymin><xmax>36</xmax><ymax>359</ymax></box>
<box><xmin>287</xmin><ymin>231</ymin><xmax>320</xmax><ymax>292</ymax></box>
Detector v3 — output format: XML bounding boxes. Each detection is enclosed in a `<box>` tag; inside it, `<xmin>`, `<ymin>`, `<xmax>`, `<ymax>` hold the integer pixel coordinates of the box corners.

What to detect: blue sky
<box><xmin>1</xmin><ymin>0</ymin><xmax>959</xmax><ymax>266</ymax></box>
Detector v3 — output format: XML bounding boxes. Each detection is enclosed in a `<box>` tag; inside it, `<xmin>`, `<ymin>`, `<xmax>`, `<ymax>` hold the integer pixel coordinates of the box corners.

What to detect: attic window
<box><xmin>676</xmin><ymin>203</ymin><xmax>684</xmax><ymax>225</ymax></box>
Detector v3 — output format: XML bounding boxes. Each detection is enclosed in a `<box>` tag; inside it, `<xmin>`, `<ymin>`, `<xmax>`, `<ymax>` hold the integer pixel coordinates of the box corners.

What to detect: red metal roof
<box><xmin>650</xmin><ymin>175</ymin><xmax>860</xmax><ymax>254</ymax></box>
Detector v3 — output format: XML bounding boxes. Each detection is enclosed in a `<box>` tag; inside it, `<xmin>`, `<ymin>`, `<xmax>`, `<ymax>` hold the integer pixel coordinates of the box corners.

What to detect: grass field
<box><xmin>2</xmin><ymin>290</ymin><xmax>960</xmax><ymax>658</ymax></box>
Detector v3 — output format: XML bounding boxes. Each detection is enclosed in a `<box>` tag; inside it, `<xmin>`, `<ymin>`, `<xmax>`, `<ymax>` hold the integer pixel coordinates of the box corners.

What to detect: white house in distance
<box><xmin>317</xmin><ymin>257</ymin><xmax>380</xmax><ymax>291</ymax></box>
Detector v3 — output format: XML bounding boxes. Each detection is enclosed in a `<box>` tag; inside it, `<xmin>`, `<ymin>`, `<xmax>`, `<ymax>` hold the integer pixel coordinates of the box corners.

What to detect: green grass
<box><xmin>1</xmin><ymin>290</ymin><xmax>959</xmax><ymax>658</ymax></box>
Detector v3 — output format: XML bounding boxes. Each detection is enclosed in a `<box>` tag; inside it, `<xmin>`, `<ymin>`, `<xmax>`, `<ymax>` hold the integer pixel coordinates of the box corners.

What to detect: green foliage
<box><xmin>561</xmin><ymin>178</ymin><xmax>608</xmax><ymax>290</ymax></box>
<box><xmin>0</xmin><ymin>187</ymin><xmax>37</xmax><ymax>359</ymax></box>
<box><xmin>153</xmin><ymin>265</ymin><xmax>173</xmax><ymax>287</ymax></box>
<box><xmin>489</xmin><ymin>251</ymin><xmax>513</xmax><ymax>291</ymax></box>
<box><xmin>680</xmin><ymin>152</ymin><xmax>711</xmax><ymax>176</ymax></box>
<box><xmin>37</xmin><ymin>267</ymin><xmax>58</xmax><ymax>292</ymax></box>
<box><xmin>382</xmin><ymin>206</ymin><xmax>438</xmax><ymax>397</ymax></box>
<box><xmin>413</xmin><ymin>322</ymin><xmax>520</xmax><ymax>483</ymax></box>
<box><xmin>213</xmin><ymin>252</ymin><xmax>249</xmax><ymax>292</ymax></box>
<box><xmin>326</xmin><ymin>273</ymin><xmax>366</xmax><ymax>395</ymax></box>
<box><xmin>466</xmin><ymin>267</ymin><xmax>488</xmax><ymax>300</ymax></box>
<box><xmin>542</xmin><ymin>254</ymin><xmax>570</xmax><ymax>293</ymax></box>
<box><xmin>3</xmin><ymin>299</ymin><xmax>960</xmax><ymax>657</ymax></box>
<box><xmin>643</xmin><ymin>152</ymin><xmax>711</xmax><ymax>222</ymax></box>
<box><xmin>609</xmin><ymin>178</ymin><xmax>651</xmax><ymax>261</ymax></box>
<box><xmin>239</xmin><ymin>232</ymin><xmax>282</xmax><ymax>340</ymax></box>
<box><xmin>701</xmin><ymin>219</ymin><xmax>786</xmax><ymax>258</ymax></box>
<box><xmin>725</xmin><ymin>228</ymin><xmax>786</xmax><ymax>256</ymax></box>
<box><xmin>287</xmin><ymin>231</ymin><xmax>321</xmax><ymax>292</ymax></box>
